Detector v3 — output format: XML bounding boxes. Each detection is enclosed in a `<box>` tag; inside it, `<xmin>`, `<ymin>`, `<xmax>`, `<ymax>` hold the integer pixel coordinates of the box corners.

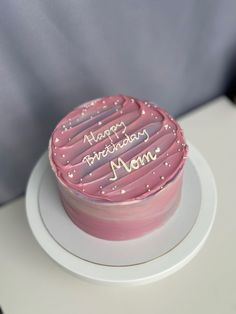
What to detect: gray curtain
<box><xmin>0</xmin><ymin>0</ymin><xmax>236</xmax><ymax>204</ymax></box>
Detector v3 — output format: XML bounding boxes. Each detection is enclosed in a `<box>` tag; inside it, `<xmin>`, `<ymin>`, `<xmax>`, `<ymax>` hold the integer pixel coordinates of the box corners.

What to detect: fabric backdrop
<box><xmin>0</xmin><ymin>0</ymin><xmax>236</xmax><ymax>204</ymax></box>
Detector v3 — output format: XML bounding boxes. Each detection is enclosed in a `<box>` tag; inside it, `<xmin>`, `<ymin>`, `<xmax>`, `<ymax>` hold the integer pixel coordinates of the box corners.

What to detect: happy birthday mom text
<box><xmin>83</xmin><ymin>121</ymin><xmax>156</xmax><ymax>181</ymax></box>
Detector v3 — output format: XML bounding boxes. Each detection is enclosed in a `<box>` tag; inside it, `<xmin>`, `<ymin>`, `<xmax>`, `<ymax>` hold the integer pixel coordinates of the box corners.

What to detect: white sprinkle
<box><xmin>101</xmin><ymin>191</ymin><xmax>105</xmax><ymax>194</ymax></box>
<box><xmin>103</xmin><ymin>105</ymin><xmax>107</xmax><ymax>109</ymax></box>
<box><xmin>102</xmin><ymin>100</ymin><xmax>106</xmax><ymax>104</ymax></box>
<box><xmin>55</xmin><ymin>138</ymin><xmax>59</xmax><ymax>143</ymax></box>
<box><xmin>146</xmin><ymin>184</ymin><xmax>150</xmax><ymax>188</ymax></box>
<box><xmin>148</xmin><ymin>188</ymin><xmax>151</xmax><ymax>192</ymax></box>
<box><xmin>73</xmin><ymin>169</ymin><xmax>76</xmax><ymax>173</ymax></box>
<box><xmin>121</xmin><ymin>189</ymin><xmax>126</xmax><ymax>194</ymax></box>
<box><xmin>54</xmin><ymin>152</ymin><xmax>57</xmax><ymax>156</ymax></box>
<box><xmin>160</xmin><ymin>186</ymin><xmax>164</xmax><ymax>190</ymax></box>
<box><xmin>68</xmin><ymin>172</ymin><xmax>74</xmax><ymax>178</ymax></box>
<box><xmin>98</xmin><ymin>121</ymin><xmax>102</xmax><ymax>126</ymax></box>
<box><xmin>99</xmin><ymin>185</ymin><xmax>103</xmax><ymax>189</ymax></box>
<box><xmin>131</xmin><ymin>98</ymin><xmax>135</xmax><ymax>103</ymax></box>
<box><xmin>80</xmin><ymin>178</ymin><xmax>83</xmax><ymax>182</ymax></box>
<box><xmin>89</xmin><ymin>172</ymin><xmax>92</xmax><ymax>176</ymax></box>
<box><xmin>155</xmin><ymin>147</ymin><xmax>161</xmax><ymax>153</ymax></box>
<box><xmin>62</xmin><ymin>154</ymin><xmax>65</xmax><ymax>158</ymax></box>
<box><xmin>178</xmin><ymin>148</ymin><xmax>181</xmax><ymax>152</ymax></box>
<box><xmin>151</xmin><ymin>113</ymin><xmax>154</xmax><ymax>116</ymax></box>
<box><xmin>144</xmin><ymin>101</ymin><xmax>148</xmax><ymax>105</ymax></box>
<box><xmin>66</xmin><ymin>160</ymin><xmax>69</xmax><ymax>164</ymax></box>
<box><xmin>141</xmin><ymin>109</ymin><xmax>146</xmax><ymax>115</ymax></box>
<box><xmin>166</xmin><ymin>153</ymin><xmax>169</xmax><ymax>156</ymax></box>
<box><xmin>81</xmin><ymin>112</ymin><xmax>85</xmax><ymax>116</ymax></box>
<box><xmin>177</xmin><ymin>140</ymin><xmax>180</xmax><ymax>144</ymax></box>
<box><xmin>164</xmin><ymin>124</ymin><xmax>169</xmax><ymax>130</ymax></box>
<box><xmin>155</xmin><ymin>116</ymin><xmax>158</xmax><ymax>119</ymax></box>
<box><xmin>152</xmin><ymin>171</ymin><xmax>156</xmax><ymax>175</ymax></box>
<box><xmin>164</xmin><ymin>162</ymin><xmax>168</xmax><ymax>166</ymax></box>
<box><xmin>160</xmin><ymin>176</ymin><xmax>165</xmax><ymax>180</ymax></box>
<box><xmin>62</xmin><ymin>124</ymin><xmax>66</xmax><ymax>129</ymax></box>
<box><xmin>68</xmin><ymin>137</ymin><xmax>71</xmax><ymax>142</ymax></box>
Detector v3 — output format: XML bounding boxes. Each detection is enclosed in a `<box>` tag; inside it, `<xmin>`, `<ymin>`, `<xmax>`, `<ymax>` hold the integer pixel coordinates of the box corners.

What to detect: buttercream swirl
<box><xmin>49</xmin><ymin>95</ymin><xmax>188</xmax><ymax>202</ymax></box>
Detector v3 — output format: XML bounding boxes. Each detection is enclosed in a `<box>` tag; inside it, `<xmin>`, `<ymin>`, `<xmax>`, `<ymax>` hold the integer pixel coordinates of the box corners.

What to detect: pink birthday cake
<box><xmin>49</xmin><ymin>95</ymin><xmax>188</xmax><ymax>240</ymax></box>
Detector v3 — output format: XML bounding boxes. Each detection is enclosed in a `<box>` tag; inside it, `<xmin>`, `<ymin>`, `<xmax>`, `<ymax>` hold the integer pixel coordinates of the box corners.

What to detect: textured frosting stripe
<box><xmin>49</xmin><ymin>95</ymin><xmax>188</xmax><ymax>202</ymax></box>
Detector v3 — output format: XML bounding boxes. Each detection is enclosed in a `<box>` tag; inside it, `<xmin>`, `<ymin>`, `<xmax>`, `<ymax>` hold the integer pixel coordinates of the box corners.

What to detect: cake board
<box><xmin>26</xmin><ymin>143</ymin><xmax>217</xmax><ymax>285</ymax></box>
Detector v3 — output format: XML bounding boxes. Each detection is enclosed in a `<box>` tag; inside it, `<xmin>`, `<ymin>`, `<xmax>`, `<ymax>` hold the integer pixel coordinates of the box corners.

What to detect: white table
<box><xmin>1</xmin><ymin>97</ymin><xmax>236</xmax><ymax>314</ymax></box>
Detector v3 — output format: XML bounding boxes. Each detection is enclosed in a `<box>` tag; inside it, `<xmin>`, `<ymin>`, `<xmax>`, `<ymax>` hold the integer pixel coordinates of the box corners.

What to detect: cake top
<box><xmin>49</xmin><ymin>95</ymin><xmax>188</xmax><ymax>202</ymax></box>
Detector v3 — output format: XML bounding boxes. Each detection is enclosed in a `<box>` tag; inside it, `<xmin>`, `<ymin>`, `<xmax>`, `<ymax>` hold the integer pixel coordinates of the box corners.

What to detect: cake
<box><xmin>49</xmin><ymin>95</ymin><xmax>188</xmax><ymax>240</ymax></box>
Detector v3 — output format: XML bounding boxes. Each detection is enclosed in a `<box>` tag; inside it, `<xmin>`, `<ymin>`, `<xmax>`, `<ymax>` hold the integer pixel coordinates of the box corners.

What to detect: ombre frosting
<box><xmin>49</xmin><ymin>95</ymin><xmax>188</xmax><ymax>203</ymax></box>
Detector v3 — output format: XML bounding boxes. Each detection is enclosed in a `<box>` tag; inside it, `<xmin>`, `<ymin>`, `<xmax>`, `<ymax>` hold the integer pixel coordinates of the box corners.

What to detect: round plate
<box><xmin>26</xmin><ymin>143</ymin><xmax>217</xmax><ymax>285</ymax></box>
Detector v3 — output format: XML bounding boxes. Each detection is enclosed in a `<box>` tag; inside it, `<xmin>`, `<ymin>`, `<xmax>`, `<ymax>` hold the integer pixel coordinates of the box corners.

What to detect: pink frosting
<box><xmin>49</xmin><ymin>95</ymin><xmax>188</xmax><ymax>202</ymax></box>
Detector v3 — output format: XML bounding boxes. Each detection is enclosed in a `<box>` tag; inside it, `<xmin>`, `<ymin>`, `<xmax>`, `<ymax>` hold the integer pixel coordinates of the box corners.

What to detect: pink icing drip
<box><xmin>49</xmin><ymin>95</ymin><xmax>188</xmax><ymax>202</ymax></box>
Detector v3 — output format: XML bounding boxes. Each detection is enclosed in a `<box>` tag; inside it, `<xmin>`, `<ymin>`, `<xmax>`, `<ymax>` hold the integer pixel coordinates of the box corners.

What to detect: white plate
<box><xmin>26</xmin><ymin>143</ymin><xmax>217</xmax><ymax>285</ymax></box>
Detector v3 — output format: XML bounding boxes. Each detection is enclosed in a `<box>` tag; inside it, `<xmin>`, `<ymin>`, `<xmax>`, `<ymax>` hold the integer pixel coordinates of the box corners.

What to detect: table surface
<box><xmin>1</xmin><ymin>96</ymin><xmax>236</xmax><ymax>314</ymax></box>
